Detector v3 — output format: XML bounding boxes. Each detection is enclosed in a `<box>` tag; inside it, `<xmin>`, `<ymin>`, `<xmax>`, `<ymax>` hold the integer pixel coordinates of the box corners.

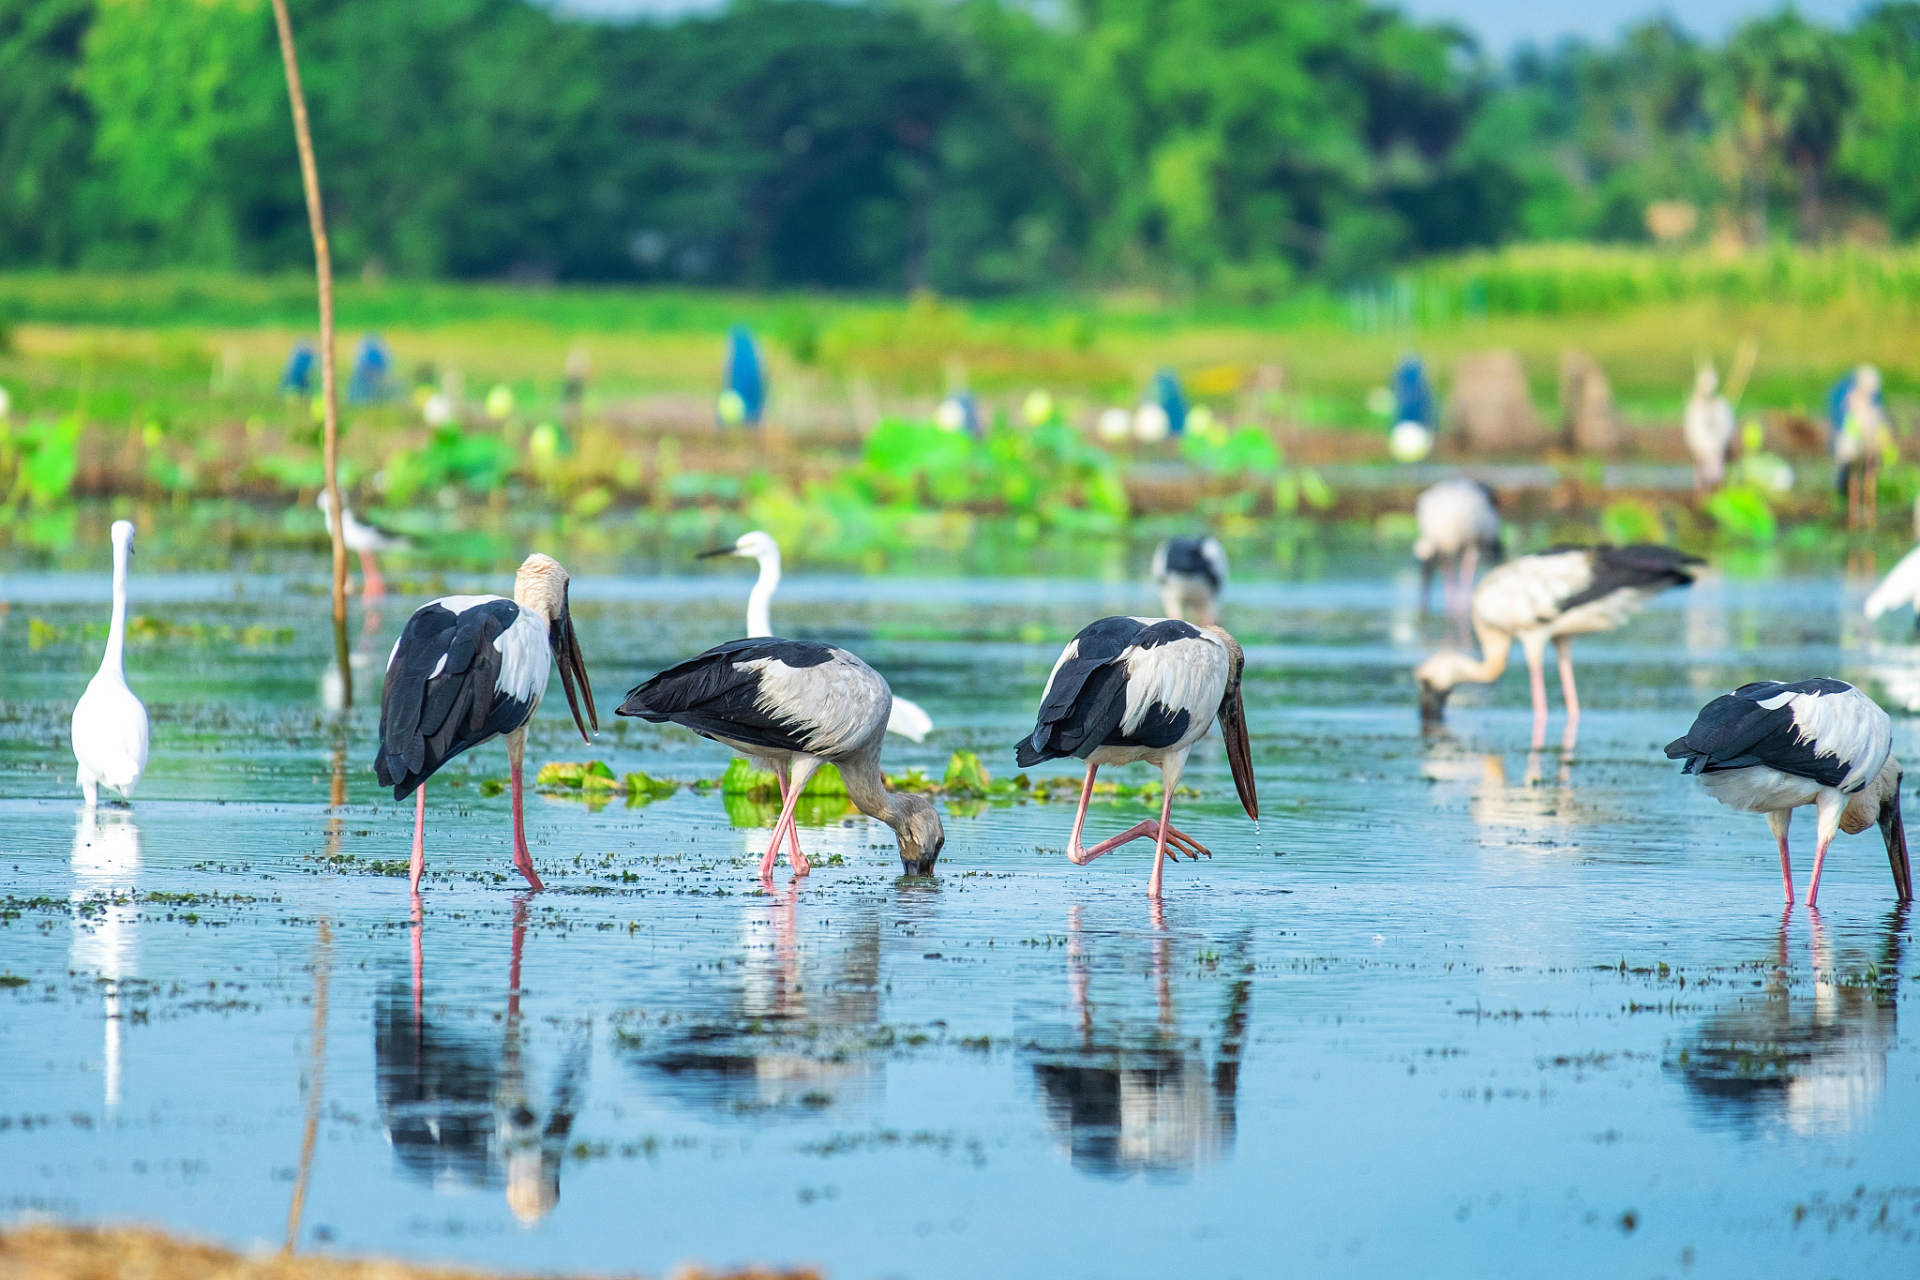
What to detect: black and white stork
<box><xmin>1151</xmin><ymin>537</ymin><xmax>1228</xmax><ymax>625</ymax></box>
<box><xmin>1017</xmin><ymin>617</ymin><xmax>1259</xmax><ymax>898</ymax></box>
<box><xmin>1416</xmin><ymin>543</ymin><xmax>1703</xmax><ymax>747</ymax></box>
<box><xmin>376</xmin><ymin>554</ymin><xmax>597</xmax><ymax>893</ymax></box>
<box><xmin>617</xmin><ymin>638</ymin><xmax>945</xmax><ymax>878</ymax></box>
<box><xmin>318</xmin><ymin>490</ymin><xmax>408</xmax><ymax>599</ymax></box>
<box><xmin>1666</xmin><ymin>679</ymin><xmax>1911</xmax><ymax>907</ymax></box>
<box><xmin>1413</xmin><ymin>478</ymin><xmax>1503</xmax><ymax>615</ymax></box>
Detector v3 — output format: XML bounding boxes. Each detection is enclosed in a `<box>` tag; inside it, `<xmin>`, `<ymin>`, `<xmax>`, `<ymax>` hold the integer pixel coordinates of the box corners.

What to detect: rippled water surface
<box><xmin>3</xmin><ymin>554</ymin><xmax>1918</xmax><ymax>1278</ymax></box>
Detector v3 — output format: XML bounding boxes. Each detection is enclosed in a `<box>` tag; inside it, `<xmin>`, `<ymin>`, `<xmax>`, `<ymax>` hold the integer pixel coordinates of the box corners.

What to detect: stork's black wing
<box><xmin>1016</xmin><ymin>616</ymin><xmax>1200</xmax><ymax>766</ymax></box>
<box><xmin>1663</xmin><ymin>678</ymin><xmax>1854</xmax><ymax>786</ymax></box>
<box><xmin>617</xmin><ymin>637</ymin><xmax>833</xmax><ymax>755</ymax></box>
<box><xmin>376</xmin><ymin>598</ymin><xmax>532</xmax><ymax>799</ymax></box>
<box><xmin>1559</xmin><ymin>544</ymin><xmax>1705</xmax><ymax>611</ymax></box>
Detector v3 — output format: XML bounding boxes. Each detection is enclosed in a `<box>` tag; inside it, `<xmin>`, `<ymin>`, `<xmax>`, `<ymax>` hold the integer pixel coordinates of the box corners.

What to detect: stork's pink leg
<box><xmin>759</xmin><ymin>762</ymin><xmax>814</xmax><ymax>880</ymax></box>
<box><xmin>1554</xmin><ymin>637</ymin><xmax>1581</xmax><ymax>733</ymax></box>
<box><xmin>1146</xmin><ymin>782</ymin><xmax>1176</xmax><ymax>899</ymax></box>
<box><xmin>1064</xmin><ymin>763</ymin><xmax>1099</xmax><ymax>864</ymax></box>
<box><xmin>772</xmin><ymin>764</ymin><xmax>807</xmax><ymax>865</ymax></box>
<box><xmin>359</xmin><ymin>548</ymin><xmax>386</xmax><ymax>599</ymax></box>
<box><xmin>1076</xmin><ymin>819</ymin><xmax>1211</xmax><ymax>864</ymax></box>
<box><xmin>409</xmin><ymin>785</ymin><xmax>427</xmax><ymax>893</ymax></box>
<box><xmin>1806</xmin><ymin>834</ymin><xmax>1833</xmax><ymax>908</ymax></box>
<box><xmin>1457</xmin><ymin>546</ymin><xmax>1479</xmax><ymax>615</ymax></box>
<box><xmin>1767</xmin><ymin>810</ymin><xmax>1794</xmax><ymax>904</ymax></box>
<box><xmin>509</xmin><ymin>755</ymin><xmax>545</xmax><ymax>891</ymax></box>
<box><xmin>1526</xmin><ymin>648</ymin><xmax>1549</xmax><ymax>750</ymax></box>
<box><xmin>409</xmin><ymin>891</ymin><xmax>424</xmax><ymax>1027</ymax></box>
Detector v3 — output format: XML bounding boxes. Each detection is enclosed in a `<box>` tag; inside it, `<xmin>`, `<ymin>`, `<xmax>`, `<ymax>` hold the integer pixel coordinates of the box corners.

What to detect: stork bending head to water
<box><xmin>72</xmin><ymin>520</ymin><xmax>150</xmax><ymax>808</ymax></box>
<box><xmin>1416</xmin><ymin>544</ymin><xmax>1702</xmax><ymax>747</ymax></box>
<box><xmin>317</xmin><ymin>491</ymin><xmax>408</xmax><ymax>599</ymax></box>
<box><xmin>698</xmin><ymin>530</ymin><xmax>934</xmax><ymax>742</ymax></box>
<box><xmin>617</xmin><ymin>638</ymin><xmax>945</xmax><ymax>878</ymax></box>
<box><xmin>376</xmin><ymin>554</ymin><xmax>597</xmax><ymax>893</ymax></box>
<box><xmin>1412</xmin><ymin>478</ymin><xmax>1503</xmax><ymax>615</ymax></box>
<box><xmin>1017</xmin><ymin>617</ymin><xmax>1258</xmax><ymax>898</ymax></box>
<box><xmin>1151</xmin><ymin>536</ymin><xmax>1228</xmax><ymax>625</ymax></box>
<box><xmin>1666</xmin><ymin>679</ymin><xmax>1910</xmax><ymax>908</ymax></box>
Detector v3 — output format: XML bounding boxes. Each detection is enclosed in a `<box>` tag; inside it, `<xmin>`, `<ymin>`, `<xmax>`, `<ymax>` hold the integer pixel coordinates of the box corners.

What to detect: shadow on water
<box><xmin>1671</xmin><ymin>904</ymin><xmax>1908</xmax><ymax>1138</ymax></box>
<box><xmin>375</xmin><ymin>896</ymin><xmax>591</xmax><ymax>1224</ymax></box>
<box><xmin>1023</xmin><ymin>905</ymin><xmax>1249</xmax><ymax>1181</ymax></box>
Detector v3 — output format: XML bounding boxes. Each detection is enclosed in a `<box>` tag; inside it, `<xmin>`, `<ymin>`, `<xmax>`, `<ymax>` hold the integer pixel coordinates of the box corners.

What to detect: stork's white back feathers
<box><xmin>1413</xmin><ymin>479</ymin><xmax>1500</xmax><ymax>562</ymax></box>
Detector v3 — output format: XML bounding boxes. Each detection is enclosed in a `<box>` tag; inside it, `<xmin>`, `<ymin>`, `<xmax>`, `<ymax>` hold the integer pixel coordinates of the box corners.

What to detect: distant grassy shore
<box><xmin>2</xmin><ymin>244</ymin><xmax>1917</xmax><ymax>570</ymax></box>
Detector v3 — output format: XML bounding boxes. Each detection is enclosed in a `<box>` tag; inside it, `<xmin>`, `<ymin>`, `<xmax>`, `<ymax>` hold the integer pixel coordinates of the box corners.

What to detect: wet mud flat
<box><xmin>2</xmin><ymin>567</ymin><xmax>1919</xmax><ymax>1278</ymax></box>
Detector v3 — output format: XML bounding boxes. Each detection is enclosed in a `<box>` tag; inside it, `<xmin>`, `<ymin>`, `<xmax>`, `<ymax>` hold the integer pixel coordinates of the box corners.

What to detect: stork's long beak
<box><xmin>1218</xmin><ymin>681</ymin><xmax>1258</xmax><ymax>822</ymax></box>
<box><xmin>695</xmin><ymin>544</ymin><xmax>738</xmax><ymax>560</ymax></box>
<box><xmin>550</xmin><ymin>595</ymin><xmax>598</xmax><ymax>743</ymax></box>
<box><xmin>1880</xmin><ymin>778</ymin><xmax>1912</xmax><ymax>902</ymax></box>
<box><xmin>1418</xmin><ymin>678</ymin><xmax>1450</xmax><ymax>723</ymax></box>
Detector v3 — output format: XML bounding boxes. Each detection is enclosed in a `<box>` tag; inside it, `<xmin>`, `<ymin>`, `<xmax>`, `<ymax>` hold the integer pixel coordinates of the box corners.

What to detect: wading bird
<box><xmin>618</xmin><ymin>638</ymin><xmax>945</xmax><ymax>879</ymax></box>
<box><xmin>317</xmin><ymin>490</ymin><xmax>409</xmax><ymax>599</ymax></box>
<box><xmin>699</xmin><ymin>530</ymin><xmax>933</xmax><ymax>741</ymax></box>
<box><xmin>1017</xmin><ymin>617</ymin><xmax>1258</xmax><ymax>898</ymax></box>
<box><xmin>376</xmin><ymin>554</ymin><xmax>597</xmax><ymax>893</ymax></box>
<box><xmin>1665</xmin><ymin>679</ymin><xmax>1910</xmax><ymax>908</ymax></box>
<box><xmin>1683</xmin><ymin>365</ymin><xmax>1736</xmax><ymax>494</ymax></box>
<box><xmin>1864</xmin><ymin>543</ymin><xmax>1920</xmax><ymax>635</ymax></box>
<box><xmin>1412</xmin><ymin>478</ymin><xmax>1503</xmax><ymax>615</ymax></box>
<box><xmin>72</xmin><ymin>520</ymin><xmax>149</xmax><ymax>809</ymax></box>
<box><xmin>1416</xmin><ymin>544</ymin><xmax>1703</xmax><ymax>747</ymax></box>
<box><xmin>1151</xmin><ymin>536</ymin><xmax>1228</xmax><ymax>625</ymax></box>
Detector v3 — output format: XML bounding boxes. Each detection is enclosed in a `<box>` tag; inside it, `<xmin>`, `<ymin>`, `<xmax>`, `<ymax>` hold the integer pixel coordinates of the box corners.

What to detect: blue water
<box><xmin>2</xmin><ymin>561</ymin><xmax>1918</xmax><ymax>1277</ymax></box>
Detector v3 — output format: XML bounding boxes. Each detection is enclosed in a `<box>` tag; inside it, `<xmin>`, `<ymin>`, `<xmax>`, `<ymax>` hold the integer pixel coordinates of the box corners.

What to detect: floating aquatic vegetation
<box><xmin>535</xmin><ymin>761</ymin><xmax>684</xmax><ymax>809</ymax></box>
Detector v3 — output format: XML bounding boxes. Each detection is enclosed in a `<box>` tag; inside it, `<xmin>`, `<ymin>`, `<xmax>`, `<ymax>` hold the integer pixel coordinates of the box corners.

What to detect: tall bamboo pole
<box><xmin>271</xmin><ymin>0</ymin><xmax>351</xmax><ymax>706</ymax></box>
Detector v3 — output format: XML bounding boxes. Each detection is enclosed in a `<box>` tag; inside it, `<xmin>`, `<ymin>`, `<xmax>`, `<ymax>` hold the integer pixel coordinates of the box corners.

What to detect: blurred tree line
<box><xmin>2</xmin><ymin>0</ymin><xmax>1918</xmax><ymax>294</ymax></box>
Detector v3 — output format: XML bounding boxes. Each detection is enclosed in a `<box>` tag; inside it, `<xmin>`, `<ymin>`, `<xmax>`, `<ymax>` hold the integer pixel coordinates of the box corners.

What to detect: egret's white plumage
<box><xmin>1683</xmin><ymin>366</ymin><xmax>1737</xmax><ymax>491</ymax></box>
<box><xmin>700</xmin><ymin>529</ymin><xmax>934</xmax><ymax>741</ymax></box>
<box><xmin>1416</xmin><ymin>544</ymin><xmax>1702</xmax><ymax>747</ymax></box>
<box><xmin>1864</xmin><ymin>544</ymin><xmax>1920</xmax><ymax>629</ymax></box>
<box><xmin>72</xmin><ymin>520</ymin><xmax>150</xmax><ymax>809</ymax></box>
<box><xmin>1412</xmin><ymin>478</ymin><xmax>1502</xmax><ymax>614</ymax></box>
<box><xmin>1667</xmin><ymin>679</ymin><xmax>1911</xmax><ymax>907</ymax></box>
<box><xmin>1018</xmin><ymin>616</ymin><xmax>1259</xmax><ymax>897</ymax></box>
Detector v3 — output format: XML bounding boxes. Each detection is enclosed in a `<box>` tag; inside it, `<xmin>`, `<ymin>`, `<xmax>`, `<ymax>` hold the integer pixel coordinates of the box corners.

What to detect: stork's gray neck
<box><xmin>837</xmin><ymin>740</ymin><xmax>903</xmax><ymax>831</ymax></box>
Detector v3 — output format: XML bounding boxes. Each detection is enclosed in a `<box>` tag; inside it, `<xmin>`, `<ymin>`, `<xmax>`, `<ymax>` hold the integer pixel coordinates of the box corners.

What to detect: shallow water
<box><xmin>3</xmin><ymin>556</ymin><xmax>1919</xmax><ymax>1278</ymax></box>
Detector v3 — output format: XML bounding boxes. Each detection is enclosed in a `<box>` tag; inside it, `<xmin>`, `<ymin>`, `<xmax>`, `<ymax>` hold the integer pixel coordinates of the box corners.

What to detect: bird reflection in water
<box><xmin>1028</xmin><ymin>903</ymin><xmax>1248</xmax><ymax>1179</ymax></box>
<box><xmin>1673</xmin><ymin>905</ymin><xmax>1906</xmax><ymax>1137</ymax></box>
<box><xmin>634</xmin><ymin>880</ymin><xmax>884</xmax><ymax>1119</ymax></box>
<box><xmin>1420</xmin><ymin>725</ymin><xmax>1592</xmax><ymax>850</ymax></box>
<box><xmin>375</xmin><ymin>895</ymin><xmax>589</xmax><ymax>1224</ymax></box>
<box><xmin>71</xmin><ymin>809</ymin><xmax>141</xmax><ymax>1109</ymax></box>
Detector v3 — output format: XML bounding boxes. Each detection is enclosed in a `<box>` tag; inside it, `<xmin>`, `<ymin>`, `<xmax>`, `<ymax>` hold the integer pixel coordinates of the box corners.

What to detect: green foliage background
<box><xmin>6</xmin><ymin>0</ymin><xmax>1919</xmax><ymax>293</ymax></box>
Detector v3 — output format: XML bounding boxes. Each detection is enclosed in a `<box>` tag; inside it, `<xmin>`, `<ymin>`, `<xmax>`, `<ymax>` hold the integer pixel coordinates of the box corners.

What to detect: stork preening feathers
<box><xmin>1151</xmin><ymin>536</ymin><xmax>1228</xmax><ymax>625</ymax></box>
<box><xmin>1417</xmin><ymin>544</ymin><xmax>1703</xmax><ymax>747</ymax></box>
<box><xmin>1018</xmin><ymin>617</ymin><xmax>1258</xmax><ymax>898</ymax></box>
<box><xmin>617</xmin><ymin>638</ymin><xmax>945</xmax><ymax>878</ymax></box>
<box><xmin>376</xmin><ymin>554</ymin><xmax>597</xmax><ymax>893</ymax></box>
<box><xmin>72</xmin><ymin>520</ymin><xmax>150</xmax><ymax>809</ymax></box>
<box><xmin>699</xmin><ymin>529</ymin><xmax>934</xmax><ymax>742</ymax></box>
<box><xmin>1666</xmin><ymin>679</ymin><xmax>1910</xmax><ymax>908</ymax></box>
<box><xmin>1413</xmin><ymin>478</ymin><xmax>1503</xmax><ymax>615</ymax></box>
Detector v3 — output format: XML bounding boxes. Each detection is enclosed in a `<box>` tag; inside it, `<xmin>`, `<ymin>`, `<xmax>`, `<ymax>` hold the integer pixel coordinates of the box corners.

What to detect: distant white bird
<box><xmin>1683</xmin><ymin>366</ymin><xmax>1737</xmax><ymax>493</ymax></box>
<box><xmin>1412</xmin><ymin>478</ymin><xmax>1503</xmax><ymax>615</ymax></box>
<box><xmin>1017</xmin><ymin>616</ymin><xmax>1259</xmax><ymax>898</ymax></box>
<box><xmin>1667</xmin><ymin>679</ymin><xmax>1910</xmax><ymax>907</ymax></box>
<box><xmin>72</xmin><ymin>520</ymin><xmax>150</xmax><ymax>809</ymax></box>
<box><xmin>699</xmin><ymin>530</ymin><xmax>934</xmax><ymax>742</ymax></box>
<box><xmin>1416</xmin><ymin>544</ymin><xmax>1703</xmax><ymax>746</ymax></box>
<box><xmin>317</xmin><ymin>490</ymin><xmax>408</xmax><ymax>599</ymax></box>
<box><xmin>618</xmin><ymin>638</ymin><xmax>946</xmax><ymax>878</ymax></box>
<box><xmin>1151</xmin><ymin>536</ymin><xmax>1228</xmax><ymax>625</ymax></box>
<box><xmin>1864</xmin><ymin>544</ymin><xmax>1920</xmax><ymax>635</ymax></box>
<box><xmin>376</xmin><ymin>554</ymin><xmax>597</xmax><ymax>893</ymax></box>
